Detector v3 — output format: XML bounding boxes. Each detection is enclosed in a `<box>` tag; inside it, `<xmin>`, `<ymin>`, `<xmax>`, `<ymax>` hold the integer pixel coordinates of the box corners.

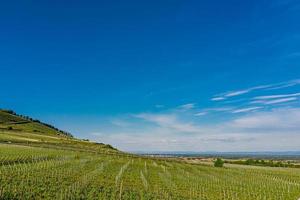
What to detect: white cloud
<box><xmin>178</xmin><ymin>103</ymin><xmax>195</xmax><ymax>110</ymax></box>
<box><xmin>226</xmin><ymin>85</ymin><xmax>271</xmax><ymax>97</ymax></box>
<box><xmin>194</xmin><ymin>112</ymin><xmax>207</xmax><ymax>116</ymax></box>
<box><xmin>230</xmin><ymin>108</ymin><xmax>300</xmax><ymax>130</ymax></box>
<box><xmin>251</xmin><ymin>97</ymin><xmax>298</xmax><ymax>105</ymax></box>
<box><xmin>193</xmin><ymin>107</ymin><xmax>233</xmax><ymax>116</ymax></box>
<box><xmin>89</xmin><ymin>107</ymin><xmax>300</xmax><ymax>152</ymax></box>
<box><xmin>231</xmin><ymin>107</ymin><xmax>262</xmax><ymax>114</ymax></box>
<box><xmin>135</xmin><ymin>113</ymin><xmax>201</xmax><ymax>133</ymax></box>
<box><xmin>212</xmin><ymin>79</ymin><xmax>300</xmax><ymax>101</ymax></box>
<box><xmin>213</xmin><ymin>84</ymin><xmax>271</xmax><ymax>100</ymax></box>
<box><xmin>266</xmin><ymin>79</ymin><xmax>300</xmax><ymax>90</ymax></box>
<box><xmin>225</xmin><ymin>89</ymin><xmax>253</xmax><ymax>97</ymax></box>
<box><xmin>86</xmin><ymin>77</ymin><xmax>300</xmax><ymax>152</ymax></box>
<box><xmin>211</xmin><ymin>97</ymin><xmax>226</xmax><ymax>101</ymax></box>
<box><xmin>253</xmin><ymin>92</ymin><xmax>300</xmax><ymax>100</ymax></box>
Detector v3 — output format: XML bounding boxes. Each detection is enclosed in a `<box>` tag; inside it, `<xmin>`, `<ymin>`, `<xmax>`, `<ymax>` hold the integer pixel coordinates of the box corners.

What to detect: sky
<box><xmin>1</xmin><ymin>0</ymin><xmax>300</xmax><ymax>152</ymax></box>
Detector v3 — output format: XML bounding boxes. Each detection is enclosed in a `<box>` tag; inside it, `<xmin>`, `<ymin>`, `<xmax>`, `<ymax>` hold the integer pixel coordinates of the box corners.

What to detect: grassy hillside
<box><xmin>0</xmin><ymin>110</ymin><xmax>300</xmax><ymax>199</ymax></box>
<box><xmin>0</xmin><ymin>109</ymin><xmax>118</xmax><ymax>154</ymax></box>
<box><xmin>0</xmin><ymin>109</ymin><xmax>72</xmax><ymax>137</ymax></box>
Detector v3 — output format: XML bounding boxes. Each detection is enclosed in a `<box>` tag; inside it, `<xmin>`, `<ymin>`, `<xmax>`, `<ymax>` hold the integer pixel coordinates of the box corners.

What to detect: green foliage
<box><xmin>214</xmin><ymin>158</ymin><xmax>224</xmax><ymax>167</ymax></box>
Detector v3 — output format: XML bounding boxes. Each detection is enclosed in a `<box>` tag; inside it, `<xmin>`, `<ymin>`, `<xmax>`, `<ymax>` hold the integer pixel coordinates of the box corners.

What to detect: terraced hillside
<box><xmin>0</xmin><ymin>110</ymin><xmax>300</xmax><ymax>200</ymax></box>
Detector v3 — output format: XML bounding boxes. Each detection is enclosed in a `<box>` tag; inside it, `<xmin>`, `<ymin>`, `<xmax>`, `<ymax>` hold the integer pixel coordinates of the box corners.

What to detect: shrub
<box><xmin>214</xmin><ymin>158</ymin><xmax>224</xmax><ymax>167</ymax></box>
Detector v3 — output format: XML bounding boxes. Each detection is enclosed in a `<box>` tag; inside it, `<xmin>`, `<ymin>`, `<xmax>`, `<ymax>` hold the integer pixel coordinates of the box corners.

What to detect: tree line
<box><xmin>225</xmin><ymin>159</ymin><xmax>300</xmax><ymax>168</ymax></box>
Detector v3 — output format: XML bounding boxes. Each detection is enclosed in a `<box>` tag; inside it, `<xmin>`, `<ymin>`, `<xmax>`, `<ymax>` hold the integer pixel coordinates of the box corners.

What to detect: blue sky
<box><xmin>1</xmin><ymin>0</ymin><xmax>300</xmax><ymax>151</ymax></box>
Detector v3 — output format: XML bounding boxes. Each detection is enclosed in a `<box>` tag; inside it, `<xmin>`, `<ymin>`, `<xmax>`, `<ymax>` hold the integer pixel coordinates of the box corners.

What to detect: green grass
<box><xmin>0</xmin><ymin>109</ymin><xmax>118</xmax><ymax>154</ymax></box>
<box><xmin>0</xmin><ymin>110</ymin><xmax>71</xmax><ymax>136</ymax></box>
<box><xmin>0</xmin><ymin>110</ymin><xmax>26</xmax><ymax>124</ymax></box>
<box><xmin>0</xmin><ymin>130</ymin><xmax>119</xmax><ymax>155</ymax></box>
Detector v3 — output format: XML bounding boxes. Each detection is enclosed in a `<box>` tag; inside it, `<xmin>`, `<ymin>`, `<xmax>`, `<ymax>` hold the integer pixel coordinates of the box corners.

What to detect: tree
<box><xmin>214</xmin><ymin>158</ymin><xmax>224</xmax><ymax>167</ymax></box>
<box><xmin>245</xmin><ymin>159</ymin><xmax>255</xmax><ymax>165</ymax></box>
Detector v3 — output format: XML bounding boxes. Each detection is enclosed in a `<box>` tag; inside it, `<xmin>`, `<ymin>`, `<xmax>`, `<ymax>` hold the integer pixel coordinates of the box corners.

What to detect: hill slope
<box><xmin>0</xmin><ymin>109</ymin><xmax>72</xmax><ymax>137</ymax></box>
<box><xmin>0</xmin><ymin>109</ymin><xmax>118</xmax><ymax>154</ymax></box>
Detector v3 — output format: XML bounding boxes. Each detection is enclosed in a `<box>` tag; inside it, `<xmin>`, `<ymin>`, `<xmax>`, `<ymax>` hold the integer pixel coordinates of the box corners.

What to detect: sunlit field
<box><xmin>1</xmin><ymin>143</ymin><xmax>300</xmax><ymax>200</ymax></box>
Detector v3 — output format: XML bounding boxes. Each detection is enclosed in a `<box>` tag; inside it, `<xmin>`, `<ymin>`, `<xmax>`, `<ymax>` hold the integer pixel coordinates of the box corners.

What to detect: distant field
<box><xmin>1</xmin><ymin>143</ymin><xmax>300</xmax><ymax>200</ymax></box>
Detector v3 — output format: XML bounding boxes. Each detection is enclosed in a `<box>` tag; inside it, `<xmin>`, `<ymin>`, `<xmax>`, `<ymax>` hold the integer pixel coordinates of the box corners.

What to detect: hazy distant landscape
<box><xmin>139</xmin><ymin>151</ymin><xmax>300</xmax><ymax>159</ymax></box>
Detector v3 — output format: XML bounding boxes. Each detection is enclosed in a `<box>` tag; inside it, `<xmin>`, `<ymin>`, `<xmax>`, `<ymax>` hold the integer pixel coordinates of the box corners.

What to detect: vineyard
<box><xmin>0</xmin><ymin>110</ymin><xmax>300</xmax><ymax>199</ymax></box>
<box><xmin>1</xmin><ymin>144</ymin><xmax>300</xmax><ymax>200</ymax></box>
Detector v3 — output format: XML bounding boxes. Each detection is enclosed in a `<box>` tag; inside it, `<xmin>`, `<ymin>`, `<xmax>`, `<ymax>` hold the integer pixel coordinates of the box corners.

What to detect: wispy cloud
<box><xmin>211</xmin><ymin>97</ymin><xmax>226</xmax><ymax>101</ymax></box>
<box><xmin>135</xmin><ymin>113</ymin><xmax>201</xmax><ymax>133</ymax></box>
<box><xmin>230</xmin><ymin>108</ymin><xmax>300</xmax><ymax>130</ymax></box>
<box><xmin>178</xmin><ymin>103</ymin><xmax>196</xmax><ymax>110</ymax></box>
<box><xmin>87</xmin><ymin>79</ymin><xmax>300</xmax><ymax>152</ymax></box>
<box><xmin>251</xmin><ymin>97</ymin><xmax>298</xmax><ymax>105</ymax></box>
<box><xmin>266</xmin><ymin>79</ymin><xmax>300</xmax><ymax>90</ymax></box>
<box><xmin>226</xmin><ymin>85</ymin><xmax>270</xmax><ymax>97</ymax></box>
<box><xmin>194</xmin><ymin>112</ymin><xmax>207</xmax><ymax>116</ymax></box>
<box><xmin>253</xmin><ymin>92</ymin><xmax>300</xmax><ymax>100</ymax></box>
<box><xmin>212</xmin><ymin>79</ymin><xmax>300</xmax><ymax>101</ymax></box>
<box><xmin>231</xmin><ymin>107</ymin><xmax>262</xmax><ymax>114</ymax></box>
<box><xmin>91</xmin><ymin>108</ymin><xmax>300</xmax><ymax>151</ymax></box>
<box><xmin>194</xmin><ymin>107</ymin><xmax>234</xmax><ymax>116</ymax></box>
<box><xmin>224</xmin><ymin>90</ymin><xmax>251</xmax><ymax>97</ymax></box>
<box><xmin>212</xmin><ymin>85</ymin><xmax>271</xmax><ymax>101</ymax></box>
